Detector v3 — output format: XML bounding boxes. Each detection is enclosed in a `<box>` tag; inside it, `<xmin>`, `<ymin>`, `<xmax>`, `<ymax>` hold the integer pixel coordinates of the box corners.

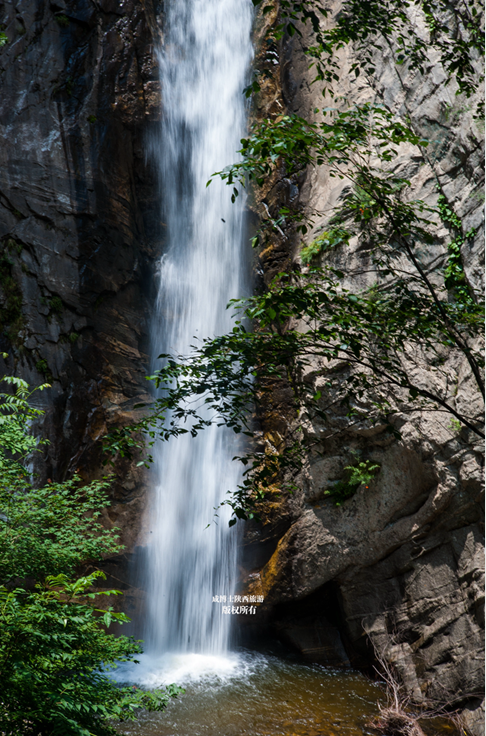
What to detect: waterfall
<box><xmin>144</xmin><ymin>0</ymin><xmax>253</xmax><ymax>657</ymax></box>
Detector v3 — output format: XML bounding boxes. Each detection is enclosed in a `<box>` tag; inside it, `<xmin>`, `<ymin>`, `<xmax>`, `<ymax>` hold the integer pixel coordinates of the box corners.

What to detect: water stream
<box><xmin>145</xmin><ymin>0</ymin><xmax>252</xmax><ymax>657</ymax></box>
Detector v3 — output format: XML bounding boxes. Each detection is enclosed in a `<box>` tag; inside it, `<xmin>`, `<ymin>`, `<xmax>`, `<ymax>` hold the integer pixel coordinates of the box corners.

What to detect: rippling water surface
<box><xmin>115</xmin><ymin>648</ymin><xmax>386</xmax><ymax>736</ymax></box>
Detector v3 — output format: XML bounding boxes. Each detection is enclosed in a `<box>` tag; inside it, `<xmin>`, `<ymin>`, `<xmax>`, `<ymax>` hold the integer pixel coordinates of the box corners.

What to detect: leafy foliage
<box><xmin>105</xmin><ymin>104</ymin><xmax>483</xmax><ymax>522</ymax></box>
<box><xmin>54</xmin><ymin>13</ymin><xmax>70</xmax><ymax>27</ymax></box>
<box><xmin>105</xmin><ymin>246</ymin><xmax>483</xmax><ymax>521</ymax></box>
<box><xmin>300</xmin><ymin>227</ymin><xmax>349</xmax><ymax>264</ymax></box>
<box><xmin>217</xmin><ymin>104</ymin><xmax>484</xmax><ymax>393</ymax></box>
<box><xmin>249</xmin><ymin>0</ymin><xmax>483</xmax><ymax>103</ymax></box>
<box><xmin>0</xmin><ymin>377</ymin><xmax>183</xmax><ymax>736</ymax></box>
<box><xmin>324</xmin><ymin>458</ymin><xmax>381</xmax><ymax>506</ymax></box>
<box><xmin>106</xmin><ymin>0</ymin><xmax>483</xmax><ymax>525</ymax></box>
<box><xmin>437</xmin><ymin>194</ymin><xmax>477</xmax><ymax>306</ymax></box>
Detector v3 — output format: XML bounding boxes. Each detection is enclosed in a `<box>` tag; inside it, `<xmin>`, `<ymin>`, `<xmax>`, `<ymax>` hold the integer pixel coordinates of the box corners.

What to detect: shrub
<box><xmin>0</xmin><ymin>377</ymin><xmax>183</xmax><ymax>736</ymax></box>
<box><xmin>324</xmin><ymin>458</ymin><xmax>381</xmax><ymax>506</ymax></box>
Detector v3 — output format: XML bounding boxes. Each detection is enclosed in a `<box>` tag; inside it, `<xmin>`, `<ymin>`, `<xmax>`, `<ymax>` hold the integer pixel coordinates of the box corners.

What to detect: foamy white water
<box><xmin>143</xmin><ymin>0</ymin><xmax>253</xmax><ymax>659</ymax></box>
<box><xmin>111</xmin><ymin>651</ymin><xmax>253</xmax><ymax>689</ymax></box>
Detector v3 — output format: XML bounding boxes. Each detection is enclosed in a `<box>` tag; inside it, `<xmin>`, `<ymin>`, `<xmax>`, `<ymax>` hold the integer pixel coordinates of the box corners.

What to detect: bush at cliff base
<box><xmin>0</xmin><ymin>377</ymin><xmax>183</xmax><ymax>736</ymax></box>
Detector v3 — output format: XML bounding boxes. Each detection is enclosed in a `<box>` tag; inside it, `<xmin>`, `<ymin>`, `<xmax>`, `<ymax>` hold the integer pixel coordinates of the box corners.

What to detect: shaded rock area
<box><xmin>275</xmin><ymin>615</ymin><xmax>350</xmax><ymax>666</ymax></box>
<box><xmin>238</xmin><ymin>6</ymin><xmax>484</xmax><ymax>734</ymax></box>
<box><xmin>0</xmin><ymin>0</ymin><xmax>163</xmax><ymax>550</ymax></box>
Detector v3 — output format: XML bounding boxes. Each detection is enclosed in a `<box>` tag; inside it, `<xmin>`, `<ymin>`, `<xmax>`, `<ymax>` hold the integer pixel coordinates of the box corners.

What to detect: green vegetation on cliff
<box><xmin>106</xmin><ymin>0</ymin><xmax>483</xmax><ymax>525</ymax></box>
<box><xmin>0</xmin><ymin>377</ymin><xmax>182</xmax><ymax>736</ymax></box>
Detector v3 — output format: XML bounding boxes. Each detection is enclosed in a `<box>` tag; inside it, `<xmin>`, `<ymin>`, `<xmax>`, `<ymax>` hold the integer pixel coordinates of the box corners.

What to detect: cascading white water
<box><xmin>145</xmin><ymin>0</ymin><xmax>253</xmax><ymax>657</ymax></box>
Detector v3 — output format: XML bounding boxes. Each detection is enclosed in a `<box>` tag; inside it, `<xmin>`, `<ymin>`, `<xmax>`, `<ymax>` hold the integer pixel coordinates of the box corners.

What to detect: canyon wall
<box><xmin>0</xmin><ymin>0</ymin><xmax>161</xmax><ymax>556</ymax></box>
<box><xmin>239</xmin><ymin>8</ymin><xmax>484</xmax><ymax>735</ymax></box>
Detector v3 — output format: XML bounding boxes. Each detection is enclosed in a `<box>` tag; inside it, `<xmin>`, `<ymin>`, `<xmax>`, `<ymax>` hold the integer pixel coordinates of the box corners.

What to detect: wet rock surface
<box><xmin>0</xmin><ymin>0</ymin><xmax>163</xmax><ymax>549</ymax></box>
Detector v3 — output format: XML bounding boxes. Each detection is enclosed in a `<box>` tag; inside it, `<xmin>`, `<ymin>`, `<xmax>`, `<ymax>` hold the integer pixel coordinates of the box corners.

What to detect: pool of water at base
<box><xmin>114</xmin><ymin>646</ymin><xmax>390</xmax><ymax>736</ymax></box>
<box><xmin>114</xmin><ymin>646</ymin><xmax>461</xmax><ymax>736</ymax></box>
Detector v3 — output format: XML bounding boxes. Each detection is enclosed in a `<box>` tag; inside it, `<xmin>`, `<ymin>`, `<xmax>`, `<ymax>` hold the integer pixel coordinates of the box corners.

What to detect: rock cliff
<box><xmin>239</xmin><ymin>7</ymin><xmax>484</xmax><ymax>734</ymax></box>
<box><xmin>0</xmin><ymin>0</ymin><xmax>161</xmax><ymax>552</ymax></box>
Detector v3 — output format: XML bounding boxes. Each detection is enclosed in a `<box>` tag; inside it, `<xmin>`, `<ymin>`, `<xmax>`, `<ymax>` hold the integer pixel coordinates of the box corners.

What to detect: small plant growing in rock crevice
<box><xmin>5</xmin><ymin>239</ymin><xmax>22</xmax><ymax>255</ymax></box>
<box><xmin>35</xmin><ymin>359</ymin><xmax>48</xmax><ymax>375</ymax></box>
<box><xmin>54</xmin><ymin>14</ymin><xmax>69</xmax><ymax>27</ymax></box>
<box><xmin>301</xmin><ymin>226</ymin><xmax>349</xmax><ymax>264</ymax></box>
<box><xmin>448</xmin><ymin>418</ymin><xmax>462</xmax><ymax>433</ymax></box>
<box><xmin>49</xmin><ymin>296</ymin><xmax>63</xmax><ymax>315</ymax></box>
<box><xmin>324</xmin><ymin>458</ymin><xmax>380</xmax><ymax>506</ymax></box>
<box><xmin>35</xmin><ymin>359</ymin><xmax>53</xmax><ymax>383</ymax></box>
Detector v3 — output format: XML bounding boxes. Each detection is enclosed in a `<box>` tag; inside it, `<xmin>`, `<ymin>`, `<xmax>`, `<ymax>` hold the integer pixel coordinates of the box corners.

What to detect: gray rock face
<box><xmin>0</xmin><ymin>0</ymin><xmax>162</xmax><ymax>548</ymax></box>
<box><xmin>241</xmin><ymin>6</ymin><xmax>484</xmax><ymax>732</ymax></box>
